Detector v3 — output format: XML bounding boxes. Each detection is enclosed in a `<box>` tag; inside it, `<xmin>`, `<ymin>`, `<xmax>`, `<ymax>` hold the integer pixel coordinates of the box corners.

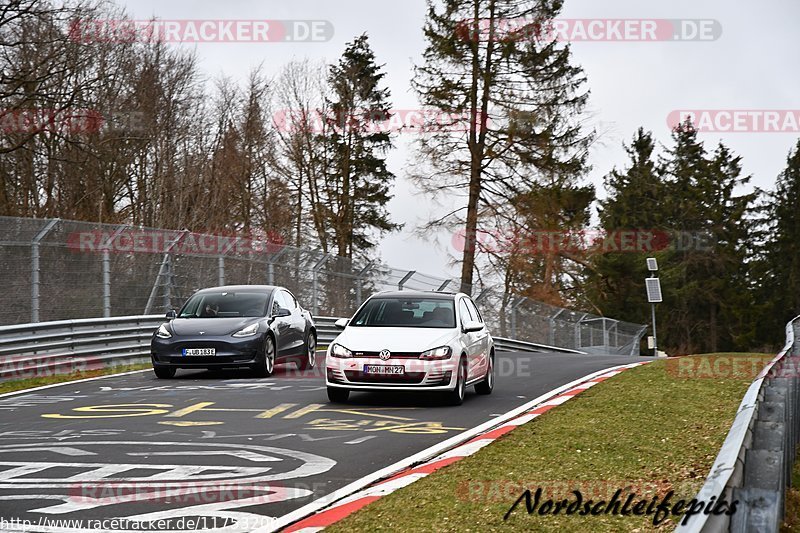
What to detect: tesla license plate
<box><xmin>182</xmin><ymin>348</ymin><xmax>215</xmax><ymax>356</ymax></box>
<box><xmin>363</xmin><ymin>365</ymin><xmax>404</xmax><ymax>375</ymax></box>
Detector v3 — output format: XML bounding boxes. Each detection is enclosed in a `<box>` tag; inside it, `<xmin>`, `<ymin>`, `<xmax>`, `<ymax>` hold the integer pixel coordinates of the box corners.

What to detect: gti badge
<box><xmin>379</xmin><ymin>349</ymin><xmax>391</xmax><ymax>361</ymax></box>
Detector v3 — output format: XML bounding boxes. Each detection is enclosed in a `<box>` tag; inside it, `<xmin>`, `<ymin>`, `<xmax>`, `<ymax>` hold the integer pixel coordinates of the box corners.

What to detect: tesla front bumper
<box><xmin>151</xmin><ymin>335</ymin><xmax>262</xmax><ymax>368</ymax></box>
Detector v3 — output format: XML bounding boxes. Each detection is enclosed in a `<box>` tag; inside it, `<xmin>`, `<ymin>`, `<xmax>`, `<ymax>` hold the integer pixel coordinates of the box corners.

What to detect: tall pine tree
<box><xmin>588</xmin><ymin>128</ymin><xmax>667</xmax><ymax>323</ymax></box>
<box><xmin>318</xmin><ymin>34</ymin><xmax>400</xmax><ymax>259</ymax></box>
<box><xmin>758</xmin><ymin>139</ymin><xmax>800</xmax><ymax>343</ymax></box>
<box><xmin>412</xmin><ymin>0</ymin><xmax>594</xmax><ymax>294</ymax></box>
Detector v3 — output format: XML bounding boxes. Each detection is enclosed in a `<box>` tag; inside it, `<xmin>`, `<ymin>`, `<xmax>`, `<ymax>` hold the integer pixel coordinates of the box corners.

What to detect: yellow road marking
<box><xmin>42</xmin><ymin>404</ymin><xmax>173</xmax><ymax>419</ymax></box>
<box><xmin>158</xmin><ymin>421</ymin><xmax>225</xmax><ymax>427</ymax></box>
<box><xmin>165</xmin><ymin>402</ymin><xmax>216</xmax><ymax>417</ymax></box>
<box><xmin>255</xmin><ymin>403</ymin><xmax>297</xmax><ymax>418</ymax></box>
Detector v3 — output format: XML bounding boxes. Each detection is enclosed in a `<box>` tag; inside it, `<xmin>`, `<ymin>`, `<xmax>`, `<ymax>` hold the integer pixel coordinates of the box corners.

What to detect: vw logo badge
<box><xmin>379</xmin><ymin>349</ymin><xmax>391</xmax><ymax>361</ymax></box>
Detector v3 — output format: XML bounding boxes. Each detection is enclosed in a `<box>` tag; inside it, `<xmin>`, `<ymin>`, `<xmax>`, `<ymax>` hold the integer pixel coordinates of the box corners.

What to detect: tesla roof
<box><xmin>195</xmin><ymin>285</ymin><xmax>279</xmax><ymax>292</ymax></box>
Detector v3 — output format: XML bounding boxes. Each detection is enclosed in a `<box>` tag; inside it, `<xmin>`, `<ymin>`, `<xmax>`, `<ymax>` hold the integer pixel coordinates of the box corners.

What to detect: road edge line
<box><xmin>264</xmin><ymin>361</ymin><xmax>649</xmax><ymax>532</ymax></box>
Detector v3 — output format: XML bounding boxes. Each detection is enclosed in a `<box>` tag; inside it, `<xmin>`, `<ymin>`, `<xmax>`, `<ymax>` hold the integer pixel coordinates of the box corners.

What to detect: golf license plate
<box><xmin>363</xmin><ymin>365</ymin><xmax>404</xmax><ymax>375</ymax></box>
<box><xmin>182</xmin><ymin>348</ymin><xmax>215</xmax><ymax>356</ymax></box>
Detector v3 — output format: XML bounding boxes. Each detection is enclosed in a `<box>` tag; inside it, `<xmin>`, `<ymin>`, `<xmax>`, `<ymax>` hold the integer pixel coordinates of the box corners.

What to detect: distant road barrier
<box><xmin>0</xmin><ymin>315</ymin><xmax>588</xmax><ymax>381</ymax></box>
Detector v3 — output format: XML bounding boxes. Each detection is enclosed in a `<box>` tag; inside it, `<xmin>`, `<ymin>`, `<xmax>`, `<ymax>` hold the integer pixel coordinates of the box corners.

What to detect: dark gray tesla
<box><xmin>150</xmin><ymin>285</ymin><xmax>317</xmax><ymax>378</ymax></box>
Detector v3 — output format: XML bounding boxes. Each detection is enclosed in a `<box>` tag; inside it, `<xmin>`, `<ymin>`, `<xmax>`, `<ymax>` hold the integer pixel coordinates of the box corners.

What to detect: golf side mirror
<box><xmin>462</xmin><ymin>320</ymin><xmax>483</xmax><ymax>333</ymax></box>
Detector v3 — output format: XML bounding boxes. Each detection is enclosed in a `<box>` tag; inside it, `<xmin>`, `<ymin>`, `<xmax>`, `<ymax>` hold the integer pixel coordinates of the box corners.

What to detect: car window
<box><xmin>458</xmin><ymin>298</ymin><xmax>473</xmax><ymax>326</ymax></box>
<box><xmin>465</xmin><ymin>298</ymin><xmax>483</xmax><ymax>324</ymax></box>
<box><xmin>272</xmin><ymin>291</ymin><xmax>286</xmax><ymax>314</ymax></box>
<box><xmin>179</xmin><ymin>291</ymin><xmax>268</xmax><ymax>318</ymax></box>
<box><xmin>283</xmin><ymin>290</ymin><xmax>298</xmax><ymax>308</ymax></box>
<box><xmin>350</xmin><ymin>297</ymin><xmax>455</xmax><ymax>328</ymax></box>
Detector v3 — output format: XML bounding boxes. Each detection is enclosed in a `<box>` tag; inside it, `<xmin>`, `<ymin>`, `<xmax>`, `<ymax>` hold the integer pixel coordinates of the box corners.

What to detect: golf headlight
<box><xmin>232</xmin><ymin>323</ymin><xmax>259</xmax><ymax>337</ymax></box>
<box><xmin>330</xmin><ymin>343</ymin><xmax>353</xmax><ymax>358</ymax></box>
<box><xmin>156</xmin><ymin>323</ymin><xmax>172</xmax><ymax>339</ymax></box>
<box><xmin>419</xmin><ymin>345</ymin><xmax>452</xmax><ymax>360</ymax></box>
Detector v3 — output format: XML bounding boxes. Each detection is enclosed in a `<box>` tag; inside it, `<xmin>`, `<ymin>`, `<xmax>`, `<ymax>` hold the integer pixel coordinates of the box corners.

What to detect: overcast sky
<box><xmin>120</xmin><ymin>0</ymin><xmax>800</xmax><ymax>279</ymax></box>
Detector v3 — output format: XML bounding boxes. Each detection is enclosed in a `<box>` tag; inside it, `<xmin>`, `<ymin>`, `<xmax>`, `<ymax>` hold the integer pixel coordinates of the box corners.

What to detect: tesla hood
<box><xmin>169</xmin><ymin>317</ymin><xmax>260</xmax><ymax>336</ymax></box>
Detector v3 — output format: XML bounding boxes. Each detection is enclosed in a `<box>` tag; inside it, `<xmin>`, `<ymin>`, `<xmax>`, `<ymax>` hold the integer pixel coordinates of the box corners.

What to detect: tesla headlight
<box><xmin>330</xmin><ymin>343</ymin><xmax>353</xmax><ymax>358</ymax></box>
<box><xmin>419</xmin><ymin>345</ymin><xmax>452</xmax><ymax>360</ymax></box>
<box><xmin>156</xmin><ymin>323</ymin><xmax>172</xmax><ymax>339</ymax></box>
<box><xmin>232</xmin><ymin>323</ymin><xmax>259</xmax><ymax>337</ymax></box>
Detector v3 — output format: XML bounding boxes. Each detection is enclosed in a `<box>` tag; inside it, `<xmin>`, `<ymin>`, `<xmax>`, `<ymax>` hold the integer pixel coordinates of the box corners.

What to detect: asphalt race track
<box><xmin>0</xmin><ymin>351</ymin><xmax>644</xmax><ymax>532</ymax></box>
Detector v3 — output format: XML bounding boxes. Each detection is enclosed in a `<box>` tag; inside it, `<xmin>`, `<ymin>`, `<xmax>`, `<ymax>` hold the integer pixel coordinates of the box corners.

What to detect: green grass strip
<box><xmin>0</xmin><ymin>363</ymin><xmax>152</xmax><ymax>395</ymax></box>
<box><xmin>328</xmin><ymin>354</ymin><xmax>764</xmax><ymax>532</ymax></box>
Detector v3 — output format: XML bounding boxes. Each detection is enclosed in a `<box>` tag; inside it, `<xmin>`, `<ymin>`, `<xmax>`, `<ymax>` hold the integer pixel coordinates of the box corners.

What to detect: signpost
<box><xmin>645</xmin><ymin>258</ymin><xmax>662</xmax><ymax>357</ymax></box>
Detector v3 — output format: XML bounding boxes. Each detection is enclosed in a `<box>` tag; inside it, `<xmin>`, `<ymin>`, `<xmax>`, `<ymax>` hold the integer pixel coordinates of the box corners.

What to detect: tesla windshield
<box><xmin>350</xmin><ymin>298</ymin><xmax>456</xmax><ymax>328</ymax></box>
<box><xmin>178</xmin><ymin>291</ymin><xmax>269</xmax><ymax>318</ymax></box>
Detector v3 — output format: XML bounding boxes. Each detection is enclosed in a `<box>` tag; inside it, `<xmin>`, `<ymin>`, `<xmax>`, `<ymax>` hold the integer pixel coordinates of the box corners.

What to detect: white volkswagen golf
<box><xmin>325</xmin><ymin>291</ymin><xmax>494</xmax><ymax>405</ymax></box>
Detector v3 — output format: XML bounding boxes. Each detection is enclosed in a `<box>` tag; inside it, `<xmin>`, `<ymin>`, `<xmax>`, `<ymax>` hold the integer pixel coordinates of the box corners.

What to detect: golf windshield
<box><xmin>350</xmin><ymin>298</ymin><xmax>456</xmax><ymax>328</ymax></box>
<box><xmin>179</xmin><ymin>291</ymin><xmax>269</xmax><ymax>318</ymax></box>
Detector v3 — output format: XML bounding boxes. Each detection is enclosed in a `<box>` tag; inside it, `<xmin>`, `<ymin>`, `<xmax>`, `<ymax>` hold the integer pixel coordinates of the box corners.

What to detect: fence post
<box><xmin>355</xmin><ymin>262</ymin><xmax>373</xmax><ymax>306</ymax></box>
<box><xmin>311</xmin><ymin>253</ymin><xmax>330</xmax><ymax>316</ymax></box>
<box><xmin>100</xmin><ymin>225</ymin><xmax>128</xmax><ymax>318</ymax></box>
<box><xmin>218</xmin><ymin>256</ymin><xmax>225</xmax><ymax>286</ymax></box>
<box><xmin>266</xmin><ymin>245</ymin><xmax>289</xmax><ymax>285</ymax></box>
<box><xmin>575</xmin><ymin>313</ymin><xmax>588</xmax><ymax>350</ymax></box>
<box><xmin>549</xmin><ymin>309</ymin><xmax>565</xmax><ymax>346</ymax></box>
<box><xmin>144</xmin><ymin>230</ymin><xmax>188</xmax><ymax>315</ymax></box>
<box><xmin>162</xmin><ymin>255</ymin><xmax>172</xmax><ymax>312</ymax></box>
<box><xmin>510</xmin><ymin>297</ymin><xmax>525</xmax><ymax>340</ymax></box>
<box><xmin>398</xmin><ymin>271</ymin><xmax>416</xmax><ymax>291</ymax></box>
<box><xmin>30</xmin><ymin>218</ymin><xmax>60</xmax><ymax>323</ymax></box>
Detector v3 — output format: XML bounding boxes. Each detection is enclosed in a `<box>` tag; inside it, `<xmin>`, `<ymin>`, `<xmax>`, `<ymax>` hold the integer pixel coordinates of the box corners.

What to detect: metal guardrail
<box><xmin>0</xmin><ymin>315</ymin><xmax>164</xmax><ymax>379</ymax></box>
<box><xmin>0</xmin><ymin>315</ymin><xmax>587</xmax><ymax>380</ymax></box>
<box><xmin>676</xmin><ymin>315</ymin><xmax>800</xmax><ymax>533</ymax></box>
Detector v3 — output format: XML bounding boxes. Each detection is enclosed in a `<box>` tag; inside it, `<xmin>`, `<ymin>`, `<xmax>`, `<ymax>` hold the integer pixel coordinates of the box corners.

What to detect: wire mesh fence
<box><xmin>0</xmin><ymin>216</ymin><xmax>646</xmax><ymax>355</ymax></box>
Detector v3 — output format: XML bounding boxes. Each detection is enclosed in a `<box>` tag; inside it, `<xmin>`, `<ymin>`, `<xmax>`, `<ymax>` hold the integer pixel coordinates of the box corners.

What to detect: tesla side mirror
<box><xmin>334</xmin><ymin>318</ymin><xmax>349</xmax><ymax>329</ymax></box>
<box><xmin>462</xmin><ymin>320</ymin><xmax>483</xmax><ymax>333</ymax></box>
<box><xmin>165</xmin><ymin>310</ymin><xmax>177</xmax><ymax>319</ymax></box>
<box><xmin>274</xmin><ymin>307</ymin><xmax>291</xmax><ymax>318</ymax></box>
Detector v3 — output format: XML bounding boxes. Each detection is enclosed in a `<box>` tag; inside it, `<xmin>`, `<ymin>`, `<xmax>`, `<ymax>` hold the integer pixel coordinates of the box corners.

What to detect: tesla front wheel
<box><xmin>298</xmin><ymin>333</ymin><xmax>316</xmax><ymax>370</ymax></box>
<box><xmin>327</xmin><ymin>387</ymin><xmax>349</xmax><ymax>403</ymax></box>
<box><xmin>253</xmin><ymin>336</ymin><xmax>275</xmax><ymax>377</ymax></box>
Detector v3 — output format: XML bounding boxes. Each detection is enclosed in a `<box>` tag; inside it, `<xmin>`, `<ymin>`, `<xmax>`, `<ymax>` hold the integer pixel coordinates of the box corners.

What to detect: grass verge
<box><xmin>0</xmin><ymin>363</ymin><xmax>152</xmax><ymax>395</ymax></box>
<box><xmin>327</xmin><ymin>354</ymin><xmax>766</xmax><ymax>532</ymax></box>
